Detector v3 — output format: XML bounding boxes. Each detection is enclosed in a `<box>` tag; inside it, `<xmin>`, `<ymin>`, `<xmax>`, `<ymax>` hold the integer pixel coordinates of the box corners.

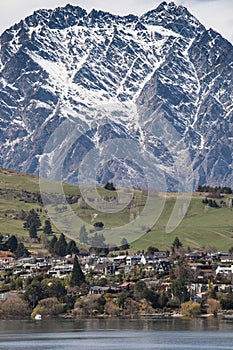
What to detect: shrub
<box><xmin>73</xmin><ymin>294</ymin><xmax>106</xmax><ymax>317</ymax></box>
<box><xmin>0</xmin><ymin>296</ymin><xmax>30</xmax><ymax>319</ymax></box>
<box><xmin>31</xmin><ymin>297</ymin><xmax>65</xmax><ymax>318</ymax></box>
<box><xmin>181</xmin><ymin>301</ymin><xmax>201</xmax><ymax>317</ymax></box>
<box><xmin>207</xmin><ymin>298</ymin><xmax>220</xmax><ymax>316</ymax></box>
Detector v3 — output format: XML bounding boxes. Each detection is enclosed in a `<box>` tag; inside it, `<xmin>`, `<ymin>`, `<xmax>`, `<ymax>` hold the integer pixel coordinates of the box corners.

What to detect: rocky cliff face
<box><xmin>0</xmin><ymin>1</ymin><xmax>232</xmax><ymax>190</ymax></box>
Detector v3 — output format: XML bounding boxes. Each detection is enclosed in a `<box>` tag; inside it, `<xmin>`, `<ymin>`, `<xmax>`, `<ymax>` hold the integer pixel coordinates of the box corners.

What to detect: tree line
<box><xmin>197</xmin><ymin>185</ymin><xmax>232</xmax><ymax>195</ymax></box>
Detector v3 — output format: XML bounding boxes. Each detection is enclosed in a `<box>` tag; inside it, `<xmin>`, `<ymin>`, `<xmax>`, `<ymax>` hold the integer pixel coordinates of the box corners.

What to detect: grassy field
<box><xmin>0</xmin><ymin>168</ymin><xmax>232</xmax><ymax>252</ymax></box>
<box><xmin>131</xmin><ymin>197</ymin><xmax>233</xmax><ymax>251</ymax></box>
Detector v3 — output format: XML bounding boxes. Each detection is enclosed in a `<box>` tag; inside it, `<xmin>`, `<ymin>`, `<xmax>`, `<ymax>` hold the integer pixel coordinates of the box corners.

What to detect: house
<box><xmin>104</xmin><ymin>264</ymin><xmax>115</xmax><ymax>275</ymax></box>
<box><xmin>119</xmin><ymin>282</ymin><xmax>135</xmax><ymax>291</ymax></box>
<box><xmin>48</xmin><ymin>264</ymin><xmax>73</xmax><ymax>278</ymax></box>
<box><xmin>113</xmin><ymin>255</ymin><xmax>127</xmax><ymax>264</ymax></box>
<box><xmin>140</xmin><ymin>255</ymin><xmax>147</xmax><ymax>265</ymax></box>
<box><xmin>187</xmin><ymin>282</ymin><xmax>209</xmax><ymax>296</ymax></box>
<box><xmin>0</xmin><ymin>291</ymin><xmax>23</xmax><ymax>300</ymax></box>
<box><xmin>155</xmin><ymin>260</ymin><xmax>171</xmax><ymax>274</ymax></box>
<box><xmin>144</xmin><ymin>265</ymin><xmax>155</xmax><ymax>273</ymax></box>
<box><xmin>0</xmin><ymin>250</ymin><xmax>15</xmax><ymax>265</ymax></box>
<box><xmin>215</xmin><ymin>265</ymin><xmax>233</xmax><ymax>276</ymax></box>
<box><xmin>89</xmin><ymin>286</ymin><xmax>111</xmax><ymax>295</ymax></box>
<box><xmin>84</xmin><ymin>262</ymin><xmax>95</xmax><ymax>272</ymax></box>
<box><xmin>185</xmin><ymin>252</ymin><xmax>203</xmax><ymax>261</ymax></box>
<box><xmin>126</xmin><ymin>255</ymin><xmax>142</xmax><ymax>266</ymax></box>
<box><xmin>189</xmin><ymin>263</ymin><xmax>215</xmax><ymax>279</ymax></box>
<box><xmin>36</xmin><ymin>261</ymin><xmax>51</xmax><ymax>273</ymax></box>
<box><xmin>89</xmin><ymin>286</ymin><xmax>120</xmax><ymax>294</ymax></box>
<box><xmin>154</xmin><ymin>251</ymin><xmax>168</xmax><ymax>259</ymax></box>
<box><xmin>220</xmin><ymin>256</ymin><xmax>233</xmax><ymax>263</ymax></box>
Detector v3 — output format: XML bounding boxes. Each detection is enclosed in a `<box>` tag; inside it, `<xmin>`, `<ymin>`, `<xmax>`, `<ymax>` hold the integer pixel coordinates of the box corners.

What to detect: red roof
<box><xmin>119</xmin><ymin>282</ymin><xmax>135</xmax><ymax>287</ymax></box>
<box><xmin>0</xmin><ymin>250</ymin><xmax>15</xmax><ymax>258</ymax></box>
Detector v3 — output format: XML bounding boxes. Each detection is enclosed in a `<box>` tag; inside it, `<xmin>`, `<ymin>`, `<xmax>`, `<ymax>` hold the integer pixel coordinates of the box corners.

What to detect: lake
<box><xmin>0</xmin><ymin>318</ymin><xmax>233</xmax><ymax>349</ymax></box>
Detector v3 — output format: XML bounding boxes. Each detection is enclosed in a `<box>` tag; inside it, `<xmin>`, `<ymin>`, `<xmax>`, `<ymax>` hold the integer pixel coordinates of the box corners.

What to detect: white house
<box><xmin>126</xmin><ymin>255</ymin><xmax>142</xmax><ymax>266</ymax></box>
<box><xmin>215</xmin><ymin>265</ymin><xmax>233</xmax><ymax>276</ymax></box>
<box><xmin>48</xmin><ymin>264</ymin><xmax>73</xmax><ymax>278</ymax></box>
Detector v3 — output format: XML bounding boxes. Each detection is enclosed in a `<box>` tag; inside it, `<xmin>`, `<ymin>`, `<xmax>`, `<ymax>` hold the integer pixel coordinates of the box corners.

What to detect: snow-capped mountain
<box><xmin>0</xmin><ymin>1</ymin><xmax>232</xmax><ymax>190</ymax></box>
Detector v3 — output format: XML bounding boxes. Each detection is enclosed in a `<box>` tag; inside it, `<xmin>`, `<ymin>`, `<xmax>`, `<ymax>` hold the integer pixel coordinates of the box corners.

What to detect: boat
<box><xmin>35</xmin><ymin>314</ymin><xmax>42</xmax><ymax>320</ymax></box>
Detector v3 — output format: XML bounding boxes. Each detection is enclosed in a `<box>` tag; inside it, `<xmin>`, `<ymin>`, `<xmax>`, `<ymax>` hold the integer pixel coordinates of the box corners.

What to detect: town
<box><xmin>0</xmin><ymin>231</ymin><xmax>233</xmax><ymax>319</ymax></box>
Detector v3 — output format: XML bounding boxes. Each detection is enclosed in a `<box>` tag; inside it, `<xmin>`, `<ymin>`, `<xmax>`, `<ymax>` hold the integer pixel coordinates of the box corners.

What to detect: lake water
<box><xmin>0</xmin><ymin>318</ymin><xmax>233</xmax><ymax>350</ymax></box>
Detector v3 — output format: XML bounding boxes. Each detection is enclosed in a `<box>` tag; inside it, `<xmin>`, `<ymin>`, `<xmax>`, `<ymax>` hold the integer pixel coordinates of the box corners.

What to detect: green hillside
<box><xmin>131</xmin><ymin>196</ymin><xmax>233</xmax><ymax>251</ymax></box>
<box><xmin>0</xmin><ymin>169</ymin><xmax>232</xmax><ymax>252</ymax></box>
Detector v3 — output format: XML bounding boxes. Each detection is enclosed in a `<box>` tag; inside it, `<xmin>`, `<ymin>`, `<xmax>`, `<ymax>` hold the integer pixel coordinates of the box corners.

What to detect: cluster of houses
<box><xmin>0</xmin><ymin>249</ymin><xmax>233</xmax><ymax>298</ymax></box>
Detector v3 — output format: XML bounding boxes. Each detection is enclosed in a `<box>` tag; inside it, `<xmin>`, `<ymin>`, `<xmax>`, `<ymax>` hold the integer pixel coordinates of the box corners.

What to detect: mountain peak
<box><xmin>156</xmin><ymin>1</ymin><xmax>176</xmax><ymax>10</ymax></box>
<box><xmin>22</xmin><ymin>5</ymin><xmax>88</xmax><ymax>30</ymax></box>
<box><xmin>141</xmin><ymin>1</ymin><xmax>205</xmax><ymax>38</ymax></box>
<box><xmin>156</xmin><ymin>1</ymin><xmax>192</xmax><ymax>12</ymax></box>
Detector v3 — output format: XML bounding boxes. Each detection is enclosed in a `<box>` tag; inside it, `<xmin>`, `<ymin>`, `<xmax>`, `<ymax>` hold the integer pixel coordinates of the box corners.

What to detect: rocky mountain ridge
<box><xmin>0</xmin><ymin>1</ymin><xmax>232</xmax><ymax>190</ymax></box>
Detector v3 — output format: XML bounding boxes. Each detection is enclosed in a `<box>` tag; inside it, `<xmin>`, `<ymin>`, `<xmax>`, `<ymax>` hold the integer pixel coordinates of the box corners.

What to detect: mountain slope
<box><xmin>0</xmin><ymin>169</ymin><xmax>232</xmax><ymax>251</ymax></box>
<box><xmin>0</xmin><ymin>1</ymin><xmax>232</xmax><ymax>190</ymax></box>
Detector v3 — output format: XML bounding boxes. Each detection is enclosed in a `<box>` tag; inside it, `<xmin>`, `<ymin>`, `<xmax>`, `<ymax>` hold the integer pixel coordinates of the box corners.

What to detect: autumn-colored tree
<box><xmin>74</xmin><ymin>294</ymin><xmax>105</xmax><ymax>316</ymax></box>
<box><xmin>0</xmin><ymin>296</ymin><xmax>30</xmax><ymax>319</ymax></box>
<box><xmin>31</xmin><ymin>297</ymin><xmax>65</xmax><ymax>318</ymax></box>
<box><xmin>207</xmin><ymin>298</ymin><xmax>220</xmax><ymax>317</ymax></box>
<box><xmin>181</xmin><ymin>301</ymin><xmax>201</xmax><ymax>317</ymax></box>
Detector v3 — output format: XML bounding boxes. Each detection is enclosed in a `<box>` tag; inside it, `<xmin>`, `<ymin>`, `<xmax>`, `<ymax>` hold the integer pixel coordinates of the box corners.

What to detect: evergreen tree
<box><xmin>104</xmin><ymin>182</ymin><xmax>116</xmax><ymax>191</ymax></box>
<box><xmin>202</xmin><ymin>197</ymin><xmax>209</xmax><ymax>204</ymax></box>
<box><xmin>29</xmin><ymin>223</ymin><xmax>38</xmax><ymax>239</ymax></box>
<box><xmin>171</xmin><ymin>279</ymin><xmax>190</xmax><ymax>305</ymax></box>
<box><xmin>5</xmin><ymin>235</ymin><xmax>18</xmax><ymax>252</ymax></box>
<box><xmin>49</xmin><ymin>235</ymin><xmax>58</xmax><ymax>255</ymax></box>
<box><xmin>79</xmin><ymin>225</ymin><xmax>88</xmax><ymax>244</ymax></box>
<box><xmin>43</xmin><ymin>219</ymin><xmax>53</xmax><ymax>235</ymax></box>
<box><xmin>93</xmin><ymin>222</ymin><xmax>104</xmax><ymax>229</ymax></box>
<box><xmin>66</xmin><ymin>239</ymin><xmax>79</xmax><ymax>255</ymax></box>
<box><xmin>23</xmin><ymin>281</ymin><xmax>44</xmax><ymax>308</ymax></box>
<box><xmin>172</xmin><ymin>237</ymin><xmax>183</xmax><ymax>249</ymax></box>
<box><xmin>146</xmin><ymin>246</ymin><xmax>159</xmax><ymax>256</ymax></box>
<box><xmin>15</xmin><ymin>243</ymin><xmax>30</xmax><ymax>258</ymax></box>
<box><xmin>120</xmin><ymin>237</ymin><xmax>130</xmax><ymax>250</ymax></box>
<box><xmin>70</xmin><ymin>255</ymin><xmax>85</xmax><ymax>287</ymax></box>
<box><xmin>41</xmin><ymin>278</ymin><xmax>67</xmax><ymax>298</ymax></box>
<box><xmin>23</xmin><ymin>209</ymin><xmax>41</xmax><ymax>230</ymax></box>
<box><xmin>54</xmin><ymin>233</ymin><xmax>68</xmax><ymax>257</ymax></box>
<box><xmin>90</xmin><ymin>232</ymin><xmax>106</xmax><ymax>248</ymax></box>
<box><xmin>133</xmin><ymin>281</ymin><xmax>148</xmax><ymax>300</ymax></box>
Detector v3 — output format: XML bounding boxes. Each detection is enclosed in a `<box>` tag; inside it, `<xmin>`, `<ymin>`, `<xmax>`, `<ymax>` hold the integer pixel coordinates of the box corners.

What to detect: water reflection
<box><xmin>0</xmin><ymin>317</ymin><xmax>233</xmax><ymax>334</ymax></box>
<box><xmin>0</xmin><ymin>318</ymin><xmax>233</xmax><ymax>350</ymax></box>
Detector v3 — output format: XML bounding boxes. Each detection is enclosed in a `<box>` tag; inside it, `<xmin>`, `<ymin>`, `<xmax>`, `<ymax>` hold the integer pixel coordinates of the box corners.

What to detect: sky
<box><xmin>0</xmin><ymin>0</ymin><xmax>232</xmax><ymax>43</ymax></box>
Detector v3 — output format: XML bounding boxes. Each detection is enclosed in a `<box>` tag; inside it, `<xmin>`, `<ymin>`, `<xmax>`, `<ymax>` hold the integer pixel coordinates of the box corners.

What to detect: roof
<box><xmin>0</xmin><ymin>250</ymin><xmax>15</xmax><ymax>258</ymax></box>
<box><xmin>119</xmin><ymin>282</ymin><xmax>135</xmax><ymax>287</ymax></box>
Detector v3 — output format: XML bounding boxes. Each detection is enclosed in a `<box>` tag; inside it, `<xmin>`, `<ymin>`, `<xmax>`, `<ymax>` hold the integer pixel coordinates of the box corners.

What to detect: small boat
<box><xmin>224</xmin><ymin>314</ymin><xmax>233</xmax><ymax>319</ymax></box>
<box><xmin>35</xmin><ymin>314</ymin><xmax>42</xmax><ymax>320</ymax></box>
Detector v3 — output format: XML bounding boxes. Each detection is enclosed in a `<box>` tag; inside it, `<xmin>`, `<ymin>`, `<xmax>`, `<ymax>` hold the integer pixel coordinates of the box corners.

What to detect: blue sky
<box><xmin>0</xmin><ymin>0</ymin><xmax>232</xmax><ymax>42</ymax></box>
